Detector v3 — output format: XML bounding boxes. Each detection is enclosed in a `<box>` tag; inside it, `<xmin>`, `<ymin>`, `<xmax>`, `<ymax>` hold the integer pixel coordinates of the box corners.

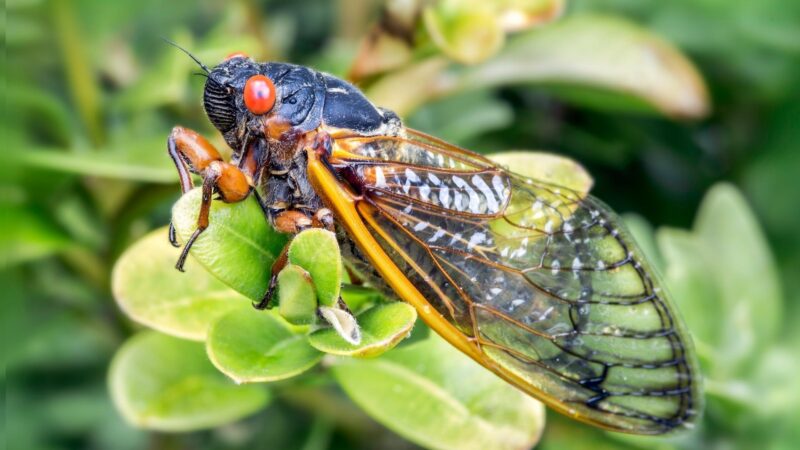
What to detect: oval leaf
<box><xmin>172</xmin><ymin>188</ymin><xmax>288</xmax><ymax>301</ymax></box>
<box><xmin>457</xmin><ymin>15</ymin><xmax>709</xmax><ymax>119</ymax></box>
<box><xmin>277</xmin><ymin>264</ymin><xmax>318</xmax><ymax>326</ymax></box>
<box><xmin>206</xmin><ymin>308</ymin><xmax>323</xmax><ymax>383</ymax></box>
<box><xmin>309</xmin><ymin>302</ymin><xmax>417</xmax><ymax>357</ymax></box>
<box><xmin>423</xmin><ymin>2</ymin><xmax>505</xmax><ymax>65</ymax></box>
<box><xmin>333</xmin><ymin>334</ymin><xmax>545</xmax><ymax>450</ymax></box>
<box><xmin>19</xmin><ymin>142</ymin><xmax>177</xmax><ymax>183</ymax></box>
<box><xmin>112</xmin><ymin>227</ymin><xmax>248</xmax><ymax>340</ymax></box>
<box><xmin>287</xmin><ymin>228</ymin><xmax>342</xmax><ymax>307</ymax></box>
<box><xmin>692</xmin><ymin>183</ymin><xmax>782</xmax><ymax>373</ymax></box>
<box><xmin>656</xmin><ymin>228</ymin><xmax>721</xmax><ymax>362</ymax></box>
<box><xmin>109</xmin><ymin>331</ymin><xmax>268</xmax><ymax>432</ymax></box>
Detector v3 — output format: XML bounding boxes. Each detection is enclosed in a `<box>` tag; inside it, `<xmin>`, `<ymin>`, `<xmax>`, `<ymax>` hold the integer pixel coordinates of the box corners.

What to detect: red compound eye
<box><xmin>224</xmin><ymin>51</ymin><xmax>249</xmax><ymax>61</ymax></box>
<box><xmin>243</xmin><ymin>74</ymin><xmax>276</xmax><ymax>115</ymax></box>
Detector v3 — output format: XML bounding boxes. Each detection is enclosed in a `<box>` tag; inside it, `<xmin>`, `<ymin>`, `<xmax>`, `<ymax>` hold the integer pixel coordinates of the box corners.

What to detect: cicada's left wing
<box><xmin>309</xmin><ymin>129</ymin><xmax>702</xmax><ymax>435</ymax></box>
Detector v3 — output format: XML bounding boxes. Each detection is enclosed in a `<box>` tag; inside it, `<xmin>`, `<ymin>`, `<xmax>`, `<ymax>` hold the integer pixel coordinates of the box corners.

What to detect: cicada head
<box><xmin>203</xmin><ymin>54</ymin><xmax>325</xmax><ymax>152</ymax></box>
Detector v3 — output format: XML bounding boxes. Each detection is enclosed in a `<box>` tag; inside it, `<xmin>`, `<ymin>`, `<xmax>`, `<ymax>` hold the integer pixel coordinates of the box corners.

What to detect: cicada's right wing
<box><xmin>311</xmin><ymin>128</ymin><xmax>702</xmax><ymax>434</ymax></box>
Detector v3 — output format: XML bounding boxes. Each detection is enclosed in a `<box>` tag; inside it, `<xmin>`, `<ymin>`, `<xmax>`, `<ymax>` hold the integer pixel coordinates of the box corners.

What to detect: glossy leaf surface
<box><xmin>206</xmin><ymin>308</ymin><xmax>323</xmax><ymax>383</ymax></box>
<box><xmin>109</xmin><ymin>331</ymin><xmax>268</xmax><ymax>431</ymax></box>
<box><xmin>112</xmin><ymin>227</ymin><xmax>247</xmax><ymax>340</ymax></box>
<box><xmin>333</xmin><ymin>335</ymin><xmax>545</xmax><ymax>450</ymax></box>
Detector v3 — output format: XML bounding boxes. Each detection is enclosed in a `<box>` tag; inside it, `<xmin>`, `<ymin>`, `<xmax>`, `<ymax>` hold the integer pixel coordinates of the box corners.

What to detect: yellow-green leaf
<box><xmin>309</xmin><ymin>302</ymin><xmax>417</xmax><ymax>357</ymax></box>
<box><xmin>277</xmin><ymin>264</ymin><xmax>318</xmax><ymax>326</ymax></box>
<box><xmin>172</xmin><ymin>188</ymin><xmax>287</xmax><ymax>301</ymax></box>
<box><xmin>287</xmin><ymin>228</ymin><xmax>342</xmax><ymax>307</ymax></box>
<box><xmin>457</xmin><ymin>15</ymin><xmax>709</xmax><ymax>119</ymax></box>
<box><xmin>109</xmin><ymin>331</ymin><xmax>268</xmax><ymax>431</ymax></box>
<box><xmin>333</xmin><ymin>334</ymin><xmax>545</xmax><ymax>450</ymax></box>
<box><xmin>206</xmin><ymin>308</ymin><xmax>322</xmax><ymax>383</ymax></box>
<box><xmin>112</xmin><ymin>227</ymin><xmax>247</xmax><ymax>340</ymax></box>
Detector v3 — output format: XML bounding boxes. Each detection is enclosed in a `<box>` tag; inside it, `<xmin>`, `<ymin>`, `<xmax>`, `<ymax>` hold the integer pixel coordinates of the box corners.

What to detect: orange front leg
<box><xmin>167</xmin><ymin>126</ymin><xmax>251</xmax><ymax>271</ymax></box>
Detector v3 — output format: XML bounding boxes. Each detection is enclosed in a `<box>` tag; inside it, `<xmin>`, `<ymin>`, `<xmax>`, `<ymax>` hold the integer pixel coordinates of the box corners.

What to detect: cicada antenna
<box><xmin>161</xmin><ymin>37</ymin><xmax>211</xmax><ymax>74</ymax></box>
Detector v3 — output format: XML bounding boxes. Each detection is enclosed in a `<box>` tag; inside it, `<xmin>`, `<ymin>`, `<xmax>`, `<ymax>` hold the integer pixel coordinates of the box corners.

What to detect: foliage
<box><xmin>109</xmin><ymin>331</ymin><xmax>270</xmax><ymax>431</ymax></box>
<box><xmin>6</xmin><ymin>0</ymin><xmax>800</xmax><ymax>449</ymax></box>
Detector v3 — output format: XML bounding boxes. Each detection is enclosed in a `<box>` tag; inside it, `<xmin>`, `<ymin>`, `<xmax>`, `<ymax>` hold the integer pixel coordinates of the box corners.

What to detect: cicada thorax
<box><xmin>261</xmin><ymin>160</ymin><xmax>324</xmax><ymax>218</ymax></box>
<box><xmin>237</xmin><ymin>67</ymin><xmax>404</xmax><ymax>227</ymax></box>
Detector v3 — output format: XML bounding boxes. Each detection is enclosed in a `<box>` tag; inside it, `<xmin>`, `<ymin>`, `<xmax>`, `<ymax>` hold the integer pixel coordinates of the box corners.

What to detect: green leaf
<box><xmin>489</xmin><ymin>151</ymin><xmax>593</xmax><ymax>195</ymax></box>
<box><xmin>423</xmin><ymin>0</ymin><xmax>505</xmax><ymax>65</ymax></box>
<box><xmin>703</xmin><ymin>345</ymin><xmax>800</xmax><ymax>422</ymax></box>
<box><xmin>277</xmin><ymin>264</ymin><xmax>318</xmax><ymax>326</ymax></box>
<box><xmin>656</xmin><ymin>228</ymin><xmax>721</xmax><ymax>364</ymax></box>
<box><xmin>694</xmin><ymin>183</ymin><xmax>782</xmax><ymax>363</ymax></box>
<box><xmin>111</xmin><ymin>227</ymin><xmax>247</xmax><ymax>341</ymax></box>
<box><xmin>350</xmin><ymin>0</ymin><xmax>561</xmax><ymax>81</ymax></box>
<box><xmin>748</xmin><ymin>347</ymin><xmax>800</xmax><ymax>417</ymax></box>
<box><xmin>456</xmin><ymin>15</ymin><xmax>709</xmax><ymax>119</ymax></box>
<box><xmin>309</xmin><ymin>302</ymin><xmax>417</xmax><ymax>357</ymax></box>
<box><xmin>206</xmin><ymin>308</ymin><xmax>323</xmax><ymax>383</ymax></box>
<box><xmin>333</xmin><ymin>334</ymin><xmax>545</xmax><ymax>450</ymax></box>
<box><xmin>15</xmin><ymin>136</ymin><xmax>177</xmax><ymax>183</ymax></box>
<box><xmin>172</xmin><ymin>188</ymin><xmax>288</xmax><ymax>301</ymax></box>
<box><xmin>108</xmin><ymin>331</ymin><xmax>268</xmax><ymax>431</ymax></box>
<box><xmin>537</xmin><ymin>415</ymin><xmax>641</xmax><ymax>450</ymax></box>
<box><xmin>287</xmin><ymin>228</ymin><xmax>342</xmax><ymax>307</ymax></box>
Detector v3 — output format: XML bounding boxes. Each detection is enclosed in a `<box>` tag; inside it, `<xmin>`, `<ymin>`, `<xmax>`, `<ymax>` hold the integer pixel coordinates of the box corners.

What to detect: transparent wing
<box><xmin>329</xmin><ymin>129</ymin><xmax>702</xmax><ymax>434</ymax></box>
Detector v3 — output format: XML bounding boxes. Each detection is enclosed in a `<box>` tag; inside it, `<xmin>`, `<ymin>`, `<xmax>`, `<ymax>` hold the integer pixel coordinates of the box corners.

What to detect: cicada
<box><xmin>166</xmin><ymin>49</ymin><xmax>701</xmax><ymax>435</ymax></box>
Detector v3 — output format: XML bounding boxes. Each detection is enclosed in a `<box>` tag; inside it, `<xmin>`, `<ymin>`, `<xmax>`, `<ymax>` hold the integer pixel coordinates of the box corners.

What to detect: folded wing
<box><xmin>328</xmin><ymin>129</ymin><xmax>701</xmax><ymax>434</ymax></box>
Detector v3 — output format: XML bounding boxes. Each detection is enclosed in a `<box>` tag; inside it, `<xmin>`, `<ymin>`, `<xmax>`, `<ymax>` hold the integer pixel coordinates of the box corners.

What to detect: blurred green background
<box><xmin>5</xmin><ymin>0</ymin><xmax>800</xmax><ymax>449</ymax></box>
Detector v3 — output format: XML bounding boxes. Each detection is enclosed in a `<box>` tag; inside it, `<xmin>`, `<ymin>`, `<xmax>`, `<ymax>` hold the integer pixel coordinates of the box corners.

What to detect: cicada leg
<box><xmin>253</xmin><ymin>207</ymin><xmax>335</xmax><ymax>310</ymax></box>
<box><xmin>167</xmin><ymin>126</ymin><xmax>251</xmax><ymax>271</ymax></box>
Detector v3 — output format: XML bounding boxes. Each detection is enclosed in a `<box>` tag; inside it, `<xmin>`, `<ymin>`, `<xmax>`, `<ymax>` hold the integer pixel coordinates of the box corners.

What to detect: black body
<box><xmin>202</xmin><ymin>58</ymin><xmax>400</xmax><ymax>223</ymax></box>
<box><xmin>203</xmin><ymin>58</ymin><xmax>399</xmax><ymax>150</ymax></box>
